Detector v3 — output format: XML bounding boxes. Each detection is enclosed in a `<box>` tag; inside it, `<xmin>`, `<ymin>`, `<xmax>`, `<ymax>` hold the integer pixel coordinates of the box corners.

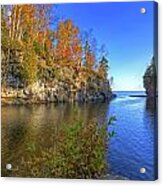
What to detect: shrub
<box><xmin>8</xmin><ymin>117</ymin><xmax>116</xmax><ymax>178</ymax></box>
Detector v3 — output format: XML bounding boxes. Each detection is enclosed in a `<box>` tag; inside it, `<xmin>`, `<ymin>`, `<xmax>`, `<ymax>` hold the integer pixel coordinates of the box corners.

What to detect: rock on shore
<box><xmin>143</xmin><ymin>57</ymin><xmax>157</xmax><ymax>98</ymax></box>
<box><xmin>1</xmin><ymin>81</ymin><xmax>114</xmax><ymax>105</ymax></box>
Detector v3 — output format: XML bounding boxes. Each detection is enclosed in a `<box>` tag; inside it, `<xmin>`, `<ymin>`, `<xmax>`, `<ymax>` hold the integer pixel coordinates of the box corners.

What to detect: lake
<box><xmin>1</xmin><ymin>91</ymin><xmax>157</xmax><ymax>180</ymax></box>
<box><xmin>107</xmin><ymin>91</ymin><xmax>157</xmax><ymax>180</ymax></box>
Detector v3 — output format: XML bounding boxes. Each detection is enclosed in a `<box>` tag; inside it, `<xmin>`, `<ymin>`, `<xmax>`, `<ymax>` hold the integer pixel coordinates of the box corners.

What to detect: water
<box><xmin>1</xmin><ymin>91</ymin><xmax>157</xmax><ymax>180</ymax></box>
<box><xmin>107</xmin><ymin>91</ymin><xmax>157</xmax><ymax>180</ymax></box>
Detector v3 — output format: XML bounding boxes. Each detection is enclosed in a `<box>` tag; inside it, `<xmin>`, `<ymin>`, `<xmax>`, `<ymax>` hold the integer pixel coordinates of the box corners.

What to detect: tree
<box><xmin>83</xmin><ymin>41</ymin><xmax>95</xmax><ymax>69</ymax></box>
<box><xmin>1</xmin><ymin>6</ymin><xmax>9</xmax><ymax>86</ymax></box>
<box><xmin>20</xmin><ymin>45</ymin><xmax>38</xmax><ymax>86</ymax></box>
<box><xmin>1</xmin><ymin>4</ymin><xmax>112</xmax><ymax>97</ymax></box>
<box><xmin>55</xmin><ymin>20</ymin><xmax>82</xmax><ymax>83</ymax></box>
<box><xmin>1</xmin><ymin>5</ymin><xmax>55</xmax><ymax>87</ymax></box>
<box><xmin>56</xmin><ymin>20</ymin><xmax>82</xmax><ymax>66</ymax></box>
<box><xmin>98</xmin><ymin>56</ymin><xmax>109</xmax><ymax>80</ymax></box>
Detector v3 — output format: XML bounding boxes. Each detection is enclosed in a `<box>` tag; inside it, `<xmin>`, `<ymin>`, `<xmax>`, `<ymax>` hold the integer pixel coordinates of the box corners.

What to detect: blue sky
<box><xmin>56</xmin><ymin>1</ymin><xmax>154</xmax><ymax>91</ymax></box>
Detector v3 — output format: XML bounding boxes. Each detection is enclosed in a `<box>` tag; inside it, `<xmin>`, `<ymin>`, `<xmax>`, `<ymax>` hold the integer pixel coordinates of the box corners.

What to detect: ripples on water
<box><xmin>1</xmin><ymin>91</ymin><xmax>157</xmax><ymax>180</ymax></box>
<box><xmin>107</xmin><ymin>91</ymin><xmax>157</xmax><ymax>180</ymax></box>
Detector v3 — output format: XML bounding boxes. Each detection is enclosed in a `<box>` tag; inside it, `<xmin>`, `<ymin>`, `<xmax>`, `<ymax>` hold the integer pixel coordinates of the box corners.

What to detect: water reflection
<box><xmin>1</xmin><ymin>102</ymin><xmax>110</xmax><ymax>177</ymax></box>
<box><xmin>146</xmin><ymin>98</ymin><xmax>157</xmax><ymax>114</ymax></box>
<box><xmin>8</xmin><ymin>122</ymin><xmax>27</xmax><ymax>150</ymax></box>
<box><xmin>145</xmin><ymin>97</ymin><xmax>158</xmax><ymax>180</ymax></box>
<box><xmin>1</xmin><ymin>92</ymin><xmax>157</xmax><ymax>180</ymax></box>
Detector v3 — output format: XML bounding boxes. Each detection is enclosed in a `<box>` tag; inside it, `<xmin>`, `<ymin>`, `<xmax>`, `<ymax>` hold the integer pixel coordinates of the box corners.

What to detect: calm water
<box><xmin>1</xmin><ymin>91</ymin><xmax>157</xmax><ymax>180</ymax></box>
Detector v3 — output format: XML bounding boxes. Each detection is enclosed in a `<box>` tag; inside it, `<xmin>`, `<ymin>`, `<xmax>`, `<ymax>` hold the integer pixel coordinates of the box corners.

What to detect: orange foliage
<box><xmin>56</xmin><ymin>20</ymin><xmax>82</xmax><ymax>67</ymax></box>
<box><xmin>86</xmin><ymin>52</ymin><xmax>95</xmax><ymax>68</ymax></box>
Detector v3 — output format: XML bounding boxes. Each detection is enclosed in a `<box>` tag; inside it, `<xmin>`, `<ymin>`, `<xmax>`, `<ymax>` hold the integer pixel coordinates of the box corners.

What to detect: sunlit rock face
<box><xmin>143</xmin><ymin>57</ymin><xmax>157</xmax><ymax>98</ymax></box>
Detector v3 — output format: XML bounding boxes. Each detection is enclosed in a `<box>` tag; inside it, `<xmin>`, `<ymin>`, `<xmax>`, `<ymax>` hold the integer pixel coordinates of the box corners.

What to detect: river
<box><xmin>1</xmin><ymin>91</ymin><xmax>157</xmax><ymax>180</ymax></box>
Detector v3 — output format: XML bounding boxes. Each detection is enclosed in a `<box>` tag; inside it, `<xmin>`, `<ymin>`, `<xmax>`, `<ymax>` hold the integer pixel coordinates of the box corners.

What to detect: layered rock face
<box><xmin>143</xmin><ymin>57</ymin><xmax>157</xmax><ymax>98</ymax></box>
<box><xmin>1</xmin><ymin>49</ymin><xmax>113</xmax><ymax>105</ymax></box>
<box><xmin>1</xmin><ymin>80</ymin><xmax>113</xmax><ymax>105</ymax></box>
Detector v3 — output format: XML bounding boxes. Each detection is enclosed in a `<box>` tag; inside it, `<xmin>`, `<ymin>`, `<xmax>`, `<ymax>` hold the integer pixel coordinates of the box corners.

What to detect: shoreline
<box><xmin>129</xmin><ymin>95</ymin><xmax>158</xmax><ymax>98</ymax></box>
<box><xmin>1</xmin><ymin>92</ymin><xmax>116</xmax><ymax>106</ymax></box>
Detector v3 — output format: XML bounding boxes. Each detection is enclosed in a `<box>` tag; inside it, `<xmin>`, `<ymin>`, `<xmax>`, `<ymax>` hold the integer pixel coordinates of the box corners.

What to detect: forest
<box><xmin>1</xmin><ymin>5</ymin><xmax>113</xmax><ymax>104</ymax></box>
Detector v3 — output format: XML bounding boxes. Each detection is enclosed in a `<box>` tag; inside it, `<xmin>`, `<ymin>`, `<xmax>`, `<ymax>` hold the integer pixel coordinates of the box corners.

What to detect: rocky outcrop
<box><xmin>1</xmin><ymin>47</ymin><xmax>113</xmax><ymax>105</ymax></box>
<box><xmin>143</xmin><ymin>57</ymin><xmax>157</xmax><ymax>98</ymax></box>
<box><xmin>1</xmin><ymin>80</ymin><xmax>113</xmax><ymax>105</ymax></box>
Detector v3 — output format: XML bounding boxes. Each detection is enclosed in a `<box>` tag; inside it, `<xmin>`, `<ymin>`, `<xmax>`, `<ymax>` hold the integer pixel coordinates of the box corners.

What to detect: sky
<box><xmin>55</xmin><ymin>1</ymin><xmax>154</xmax><ymax>91</ymax></box>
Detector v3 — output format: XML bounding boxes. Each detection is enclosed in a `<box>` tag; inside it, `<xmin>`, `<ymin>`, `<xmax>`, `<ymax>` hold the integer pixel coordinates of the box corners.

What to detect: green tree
<box><xmin>98</xmin><ymin>56</ymin><xmax>109</xmax><ymax>81</ymax></box>
<box><xmin>20</xmin><ymin>45</ymin><xmax>38</xmax><ymax>86</ymax></box>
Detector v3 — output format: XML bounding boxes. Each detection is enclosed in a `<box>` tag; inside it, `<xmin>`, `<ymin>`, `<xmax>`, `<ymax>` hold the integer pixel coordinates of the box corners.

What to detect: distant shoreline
<box><xmin>129</xmin><ymin>95</ymin><xmax>158</xmax><ymax>98</ymax></box>
<box><xmin>113</xmin><ymin>90</ymin><xmax>146</xmax><ymax>92</ymax></box>
<box><xmin>112</xmin><ymin>90</ymin><xmax>158</xmax><ymax>98</ymax></box>
<box><xmin>129</xmin><ymin>95</ymin><xmax>147</xmax><ymax>97</ymax></box>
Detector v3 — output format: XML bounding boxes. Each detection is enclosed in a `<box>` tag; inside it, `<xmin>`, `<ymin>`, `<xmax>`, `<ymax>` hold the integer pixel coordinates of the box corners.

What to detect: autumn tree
<box><xmin>1</xmin><ymin>5</ymin><xmax>55</xmax><ymax>86</ymax></box>
<box><xmin>1</xmin><ymin>4</ymin><xmax>112</xmax><ymax>96</ymax></box>
<box><xmin>83</xmin><ymin>41</ymin><xmax>95</xmax><ymax>70</ymax></box>
<box><xmin>1</xmin><ymin>6</ymin><xmax>9</xmax><ymax>86</ymax></box>
<box><xmin>82</xmin><ymin>38</ymin><xmax>96</xmax><ymax>92</ymax></box>
<box><xmin>55</xmin><ymin>20</ymin><xmax>82</xmax><ymax>83</ymax></box>
<box><xmin>56</xmin><ymin>20</ymin><xmax>82</xmax><ymax>65</ymax></box>
<box><xmin>1</xmin><ymin>5</ymin><xmax>36</xmax><ymax>86</ymax></box>
<box><xmin>34</xmin><ymin>5</ymin><xmax>54</xmax><ymax>58</ymax></box>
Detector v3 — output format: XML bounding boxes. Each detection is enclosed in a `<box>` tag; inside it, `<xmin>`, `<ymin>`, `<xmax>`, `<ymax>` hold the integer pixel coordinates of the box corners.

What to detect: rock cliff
<box><xmin>143</xmin><ymin>57</ymin><xmax>157</xmax><ymax>98</ymax></box>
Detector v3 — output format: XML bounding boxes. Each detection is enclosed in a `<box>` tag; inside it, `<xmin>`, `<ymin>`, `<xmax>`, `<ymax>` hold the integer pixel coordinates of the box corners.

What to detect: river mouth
<box><xmin>1</xmin><ymin>91</ymin><xmax>157</xmax><ymax>180</ymax></box>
